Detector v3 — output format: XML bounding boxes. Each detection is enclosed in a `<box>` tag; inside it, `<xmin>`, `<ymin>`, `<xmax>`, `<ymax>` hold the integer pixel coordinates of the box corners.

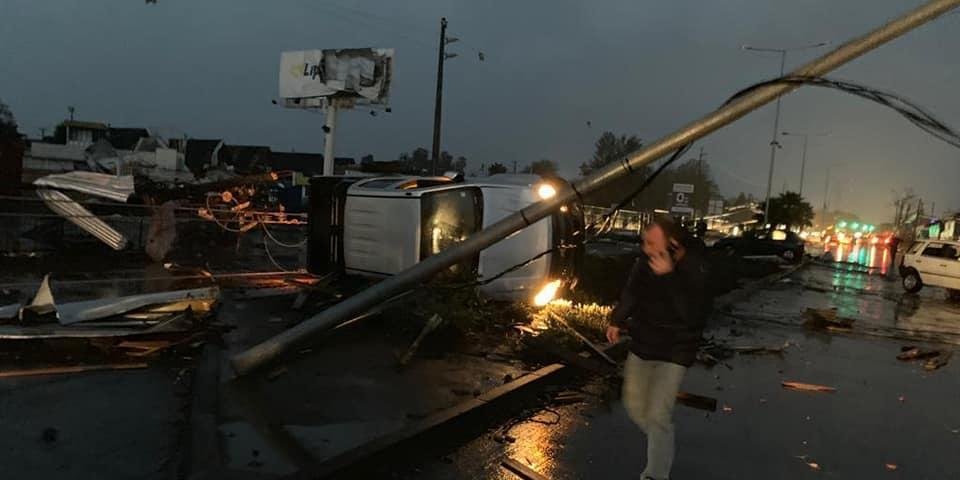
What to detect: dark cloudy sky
<box><xmin>1</xmin><ymin>0</ymin><xmax>958</xmax><ymax>222</ymax></box>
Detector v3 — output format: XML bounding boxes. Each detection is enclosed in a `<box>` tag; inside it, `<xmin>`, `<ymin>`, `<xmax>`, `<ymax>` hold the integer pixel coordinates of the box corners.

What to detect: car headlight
<box><xmin>533</xmin><ymin>280</ymin><xmax>562</xmax><ymax>306</ymax></box>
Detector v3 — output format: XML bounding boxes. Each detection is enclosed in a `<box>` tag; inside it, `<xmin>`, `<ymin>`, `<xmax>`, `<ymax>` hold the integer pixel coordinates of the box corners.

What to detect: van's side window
<box><xmin>921</xmin><ymin>243</ymin><xmax>944</xmax><ymax>257</ymax></box>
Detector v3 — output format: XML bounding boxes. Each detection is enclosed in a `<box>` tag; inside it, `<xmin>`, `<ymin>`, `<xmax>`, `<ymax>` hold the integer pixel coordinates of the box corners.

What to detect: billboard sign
<box><xmin>672</xmin><ymin>183</ymin><xmax>694</xmax><ymax>194</ymax></box>
<box><xmin>279</xmin><ymin>48</ymin><xmax>394</xmax><ymax>106</ymax></box>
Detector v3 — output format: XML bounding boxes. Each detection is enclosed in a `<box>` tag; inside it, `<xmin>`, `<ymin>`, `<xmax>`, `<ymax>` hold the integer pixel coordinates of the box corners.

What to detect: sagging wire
<box><xmin>442</xmin><ymin>75</ymin><xmax>960</xmax><ymax>293</ymax></box>
<box><xmin>259</xmin><ymin>218</ymin><xmax>308</xmax><ymax>248</ymax></box>
<box><xmin>730</xmin><ymin>75</ymin><xmax>960</xmax><ymax>148</ymax></box>
<box><xmin>262</xmin><ymin>235</ymin><xmax>303</xmax><ymax>273</ymax></box>
<box><xmin>204</xmin><ymin>194</ymin><xmax>251</xmax><ymax>233</ymax></box>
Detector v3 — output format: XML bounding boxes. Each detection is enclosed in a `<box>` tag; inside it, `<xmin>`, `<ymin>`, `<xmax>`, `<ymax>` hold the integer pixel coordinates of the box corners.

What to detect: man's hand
<box><xmin>606</xmin><ymin>325</ymin><xmax>622</xmax><ymax>344</ymax></box>
<box><xmin>648</xmin><ymin>250</ymin><xmax>675</xmax><ymax>275</ymax></box>
<box><xmin>648</xmin><ymin>239</ymin><xmax>683</xmax><ymax>275</ymax></box>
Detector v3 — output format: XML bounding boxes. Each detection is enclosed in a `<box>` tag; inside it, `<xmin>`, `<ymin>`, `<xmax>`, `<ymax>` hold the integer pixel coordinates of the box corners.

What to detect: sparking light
<box><xmin>537</xmin><ymin>183</ymin><xmax>557</xmax><ymax>200</ymax></box>
<box><xmin>533</xmin><ymin>280</ymin><xmax>562</xmax><ymax>306</ymax></box>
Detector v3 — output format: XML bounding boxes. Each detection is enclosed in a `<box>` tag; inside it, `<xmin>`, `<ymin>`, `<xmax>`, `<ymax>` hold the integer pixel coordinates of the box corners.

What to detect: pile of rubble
<box><xmin>0</xmin><ymin>274</ymin><xmax>220</xmax><ymax>377</ymax></box>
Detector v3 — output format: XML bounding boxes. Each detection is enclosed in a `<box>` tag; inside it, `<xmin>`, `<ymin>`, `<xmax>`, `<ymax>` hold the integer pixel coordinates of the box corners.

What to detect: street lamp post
<box><xmin>781</xmin><ymin>131</ymin><xmax>830</xmax><ymax>198</ymax></box>
<box><xmin>742</xmin><ymin>41</ymin><xmax>829</xmax><ymax>226</ymax></box>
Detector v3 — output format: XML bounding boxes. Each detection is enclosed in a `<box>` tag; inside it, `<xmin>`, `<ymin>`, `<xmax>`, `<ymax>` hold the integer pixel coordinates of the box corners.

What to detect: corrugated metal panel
<box><xmin>36</xmin><ymin>189</ymin><xmax>128</xmax><ymax>250</ymax></box>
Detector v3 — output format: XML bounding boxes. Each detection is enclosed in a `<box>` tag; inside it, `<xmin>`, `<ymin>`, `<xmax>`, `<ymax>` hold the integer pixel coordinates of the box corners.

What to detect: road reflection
<box><xmin>824</xmin><ymin>242</ymin><xmax>890</xmax><ymax>275</ymax></box>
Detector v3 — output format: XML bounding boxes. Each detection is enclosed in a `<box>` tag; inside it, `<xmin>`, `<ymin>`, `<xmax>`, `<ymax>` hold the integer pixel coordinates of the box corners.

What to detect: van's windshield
<box><xmin>419</xmin><ymin>188</ymin><xmax>483</xmax><ymax>273</ymax></box>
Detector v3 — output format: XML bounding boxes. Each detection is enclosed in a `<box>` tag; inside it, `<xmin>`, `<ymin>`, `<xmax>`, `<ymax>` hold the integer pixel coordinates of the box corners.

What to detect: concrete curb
<box><xmin>283</xmin><ymin>363</ymin><xmax>569</xmax><ymax>479</ymax></box>
<box><xmin>285</xmin><ymin>341</ymin><xmax>630</xmax><ymax>480</ymax></box>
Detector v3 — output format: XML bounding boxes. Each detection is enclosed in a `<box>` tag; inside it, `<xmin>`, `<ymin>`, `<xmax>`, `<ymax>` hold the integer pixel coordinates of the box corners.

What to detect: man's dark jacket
<box><xmin>609</xmin><ymin>240</ymin><xmax>712</xmax><ymax>367</ymax></box>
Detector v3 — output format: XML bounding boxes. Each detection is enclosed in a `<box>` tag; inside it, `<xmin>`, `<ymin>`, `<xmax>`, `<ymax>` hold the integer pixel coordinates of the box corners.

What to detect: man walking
<box><xmin>606</xmin><ymin>216</ymin><xmax>712</xmax><ymax>480</ymax></box>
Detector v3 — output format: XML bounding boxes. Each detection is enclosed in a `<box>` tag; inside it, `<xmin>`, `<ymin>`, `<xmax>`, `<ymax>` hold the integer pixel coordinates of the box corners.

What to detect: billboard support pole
<box><xmin>234</xmin><ymin>0</ymin><xmax>960</xmax><ymax>376</ymax></box>
<box><xmin>323</xmin><ymin>99</ymin><xmax>338</xmax><ymax>176</ymax></box>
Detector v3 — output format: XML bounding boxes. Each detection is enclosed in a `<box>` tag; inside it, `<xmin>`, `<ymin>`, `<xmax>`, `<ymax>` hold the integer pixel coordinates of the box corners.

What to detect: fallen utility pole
<box><xmin>231</xmin><ymin>0</ymin><xmax>960</xmax><ymax>376</ymax></box>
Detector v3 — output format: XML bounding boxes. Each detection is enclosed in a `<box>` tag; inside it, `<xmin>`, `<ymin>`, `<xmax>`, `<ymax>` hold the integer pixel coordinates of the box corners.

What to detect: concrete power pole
<box><xmin>431</xmin><ymin>18</ymin><xmax>458</xmax><ymax>175</ymax></box>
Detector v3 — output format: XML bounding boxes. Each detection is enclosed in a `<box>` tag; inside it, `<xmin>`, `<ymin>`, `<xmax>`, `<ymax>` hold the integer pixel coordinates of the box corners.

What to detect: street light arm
<box><xmin>743</xmin><ymin>41</ymin><xmax>831</xmax><ymax>54</ymax></box>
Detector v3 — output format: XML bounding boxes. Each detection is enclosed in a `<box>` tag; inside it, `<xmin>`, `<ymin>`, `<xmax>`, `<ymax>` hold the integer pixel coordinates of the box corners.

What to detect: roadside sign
<box><xmin>708</xmin><ymin>199</ymin><xmax>724</xmax><ymax>216</ymax></box>
<box><xmin>673</xmin><ymin>183</ymin><xmax>695</xmax><ymax>194</ymax></box>
<box><xmin>670</xmin><ymin>206</ymin><xmax>695</xmax><ymax>215</ymax></box>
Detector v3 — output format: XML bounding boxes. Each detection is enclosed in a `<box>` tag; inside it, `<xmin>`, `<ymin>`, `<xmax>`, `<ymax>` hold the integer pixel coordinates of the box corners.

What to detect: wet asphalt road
<box><xmin>409</xmin><ymin>260</ymin><xmax>960</xmax><ymax>480</ymax></box>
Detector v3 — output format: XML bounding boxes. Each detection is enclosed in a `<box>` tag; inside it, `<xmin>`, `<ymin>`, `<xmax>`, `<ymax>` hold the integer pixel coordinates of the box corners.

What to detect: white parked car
<box><xmin>900</xmin><ymin>239</ymin><xmax>960</xmax><ymax>294</ymax></box>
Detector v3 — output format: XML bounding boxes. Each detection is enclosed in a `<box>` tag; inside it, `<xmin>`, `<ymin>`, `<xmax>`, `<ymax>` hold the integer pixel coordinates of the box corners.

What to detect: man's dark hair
<box><xmin>647</xmin><ymin>215</ymin><xmax>688</xmax><ymax>242</ymax></box>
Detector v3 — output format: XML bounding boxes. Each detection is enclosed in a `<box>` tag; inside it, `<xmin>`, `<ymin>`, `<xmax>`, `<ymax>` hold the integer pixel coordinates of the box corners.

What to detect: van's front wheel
<box><xmin>902</xmin><ymin>269</ymin><xmax>922</xmax><ymax>293</ymax></box>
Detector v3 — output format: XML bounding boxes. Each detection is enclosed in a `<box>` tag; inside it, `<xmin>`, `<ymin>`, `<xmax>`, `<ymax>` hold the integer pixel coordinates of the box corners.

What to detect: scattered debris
<box><xmin>732</xmin><ymin>342</ymin><xmax>789</xmax><ymax>355</ymax></box>
<box><xmin>897</xmin><ymin>346</ymin><xmax>940</xmax><ymax>361</ymax></box>
<box><xmin>782</xmin><ymin>381</ymin><xmax>837</xmax><ymax>393</ymax></box>
<box><xmin>36</xmin><ymin>189</ymin><xmax>128</xmax><ymax>250</ymax></box>
<box><xmin>897</xmin><ymin>346</ymin><xmax>953</xmax><ymax>370</ymax></box>
<box><xmin>20</xmin><ymin>274</ymin><xmax>56</xmax><ymax>320</ymax></box>
<box><xmin>803</xmin><ymin>307</ymin><xmax>855</xmax><ymax>331</ymax></box>
<box><xmin>55</xmin><ymin>287</ymin><xmax>219</xmax><ymax>325</ymax></box>
<box><xmin>0</xmin><ymin>362</ymin><xmax>148</xmax><ymax>378</ymax></box>
<box><xmin>923</xmin><ymin>351</ymin><xmax>952</xmax><ymax>371</ymax></box>
<box><xmin>884</xmin><ymin>463</ymin><xmax>898</xmax><ymax>471</ymax></box>
<box><xmin>398</xmin><ymin>314</ymin><xmax>444</xmax><ymax>367</ymax></box>
<box><xmin>0</xmin><ymin>303</ymin><xmax>19</xmax><ymax>320</ymax></box>
<box><xmin>796</xmin><ymin>456</ymin><xmax>822</xmax><ymax>471</ymax></box>
<box><xmin>553</xmin><ymin>391</ymin><xmax>586</xmax><ymax>405</ymax></box>
<box><xmin>33</xmin><ymin>171</ymin><xmax>135</xmax><ymax>202</ymax></box>
<box><xmin>501</xmin><ymin>457</ymin><xmax>549</xmax><ymax>480</ymax></box>
<box><xmin>675</xmin><ymin>392</ymin><xmax>718</xmax><ymax>412</ymax></box>
<box><xmin>722</xmin><ymin>405</ymin><xmax>734</xmax><ymax>413</ymax></box>
<box><xmin>145</xmin><ymin>201</ymin><xmax>178</xmax><ymax>262</ymax></box>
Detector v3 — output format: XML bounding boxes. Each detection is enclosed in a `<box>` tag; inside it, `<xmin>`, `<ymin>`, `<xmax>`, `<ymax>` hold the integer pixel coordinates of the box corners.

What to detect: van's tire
<box><xmin>902</xmin><ymin>269</ymin><xmax>923</xmax><ymax>293</ymax></box>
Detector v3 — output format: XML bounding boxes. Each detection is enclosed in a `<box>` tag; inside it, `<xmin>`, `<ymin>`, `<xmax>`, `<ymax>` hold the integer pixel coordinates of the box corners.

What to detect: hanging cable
<box><xmin>447</xmin><ymin>75</ymin><xmax>960</xmax><ymax>291</ymax></box>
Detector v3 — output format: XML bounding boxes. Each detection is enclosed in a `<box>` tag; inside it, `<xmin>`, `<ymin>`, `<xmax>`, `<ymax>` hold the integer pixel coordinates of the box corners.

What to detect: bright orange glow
<box><xmin>533</xmin><ymin>280</ymin><xmax>562</xmax><ymax>306</ymax></box>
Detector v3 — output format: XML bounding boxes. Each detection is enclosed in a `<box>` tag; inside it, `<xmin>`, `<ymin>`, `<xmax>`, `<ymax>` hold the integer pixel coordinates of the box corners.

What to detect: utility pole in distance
<box><xmin>742</xmin><ymin>41</ymin><xmax>828</xmax><ymax>226</ymax></box>
<box><xmin>431</xmin><ymin>18</ymin><xmax>458</xmax><ymax>175</ymax></box>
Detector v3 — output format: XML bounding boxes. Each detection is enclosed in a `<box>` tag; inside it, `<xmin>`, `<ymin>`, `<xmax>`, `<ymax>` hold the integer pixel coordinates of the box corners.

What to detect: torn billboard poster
<box><xmin>279</xmin><ymin>48</ymin><xmax>394</xmax><ymax>105</ymax></box>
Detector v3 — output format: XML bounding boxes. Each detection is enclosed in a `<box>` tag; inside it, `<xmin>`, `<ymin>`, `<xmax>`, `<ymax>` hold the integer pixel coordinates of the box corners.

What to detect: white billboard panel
<box><xmin>279</xmin><ymin>48</ymin><xmax>394</xmax><ymax>105</ymax></box>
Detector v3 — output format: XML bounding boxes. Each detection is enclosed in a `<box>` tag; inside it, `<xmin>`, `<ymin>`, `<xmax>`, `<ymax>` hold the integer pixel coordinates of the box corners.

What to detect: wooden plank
<box><xmin>501</xmin><ymin>457</ymin><xmax>550</xmax><ymax>480</ymax></box>
<box><xmin>782</xmin><ymin>381</ymin><xmax>836</xmax><ymax>393</ymax></box>
<box><xmin>0</xmin><ymin>363</ymin><xmax>148</xmax><ymax>378</ymax></box>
